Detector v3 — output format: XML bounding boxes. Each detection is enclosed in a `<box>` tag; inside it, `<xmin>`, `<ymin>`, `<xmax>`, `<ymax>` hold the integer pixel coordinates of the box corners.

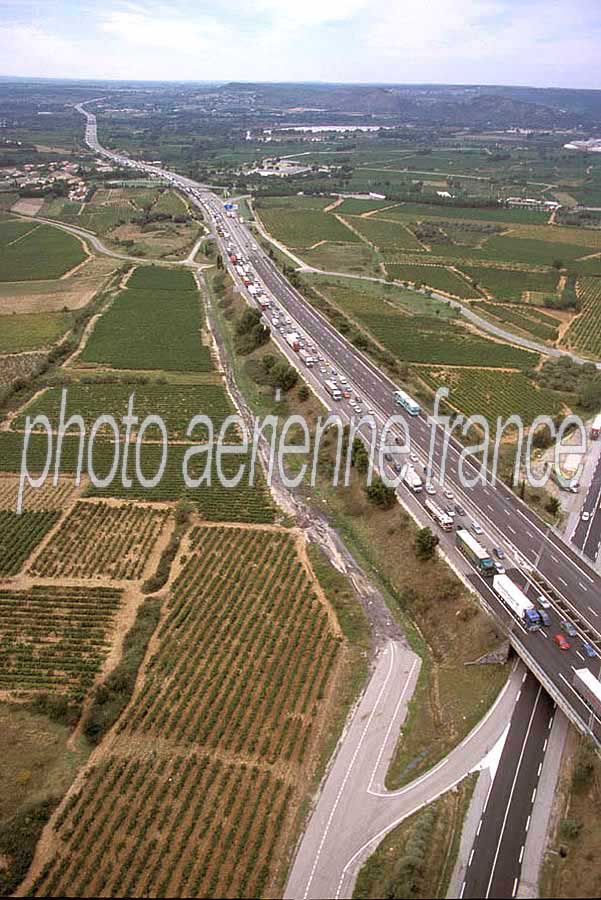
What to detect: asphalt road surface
<box><xmin>461</xmin><ymin>673</ymin><xmax>555</xmax><ymax>899</ymax></box>
<box><xmin>571</xmin><ymin>450</ymin><xmax>601</xmax><ymax>562</ymax></box>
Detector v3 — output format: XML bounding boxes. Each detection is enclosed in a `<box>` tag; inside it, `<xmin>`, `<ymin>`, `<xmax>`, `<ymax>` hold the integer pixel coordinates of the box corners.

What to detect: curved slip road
<box><xmin>284</xmin><ymin>644</ymin><xmax>523</xmax><ymax>900</ymax></box>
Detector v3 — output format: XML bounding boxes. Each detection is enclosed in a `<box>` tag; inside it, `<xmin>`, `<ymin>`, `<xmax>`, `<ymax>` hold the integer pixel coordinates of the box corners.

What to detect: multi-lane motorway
<box><xmin>78</xmin><ymin>101</ymin><xmax>601</xmax><ymax>745</ymax></box>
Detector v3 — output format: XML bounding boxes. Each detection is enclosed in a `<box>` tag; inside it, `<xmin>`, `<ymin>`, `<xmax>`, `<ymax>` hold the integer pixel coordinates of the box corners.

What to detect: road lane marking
<box><xmin>588</xmin><ymin>606</ymin><xmax>599</xmax><ymax>617</ymax></box>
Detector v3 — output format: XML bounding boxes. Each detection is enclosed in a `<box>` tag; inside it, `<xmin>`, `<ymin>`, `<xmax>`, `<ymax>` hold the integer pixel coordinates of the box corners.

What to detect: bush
<box><xmin>415</xmin><ymin>527</ymin><xmax>439</xmax><ymax>560</ymax></box>
<box><xmin>560</xmin><ymin>818</ymin><xmax>583</xmax><ymax>840</ymax></box>
<box><xmin>365</xmin><ymin>476</ymin><xmax>396</xmax><ymax>509</ymax></box>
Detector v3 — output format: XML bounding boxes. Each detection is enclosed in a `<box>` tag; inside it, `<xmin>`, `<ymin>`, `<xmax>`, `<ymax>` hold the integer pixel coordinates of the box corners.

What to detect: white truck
<box><xmin>493</xmin><ymin>574</ymin><xmax>542</xmax><ymax>631</ymax></box>
<box><xmin>324</xmin><ymin>379</ymin><xmax>342</xmax><ymax>400</ymax></box>
<box><xmin>424</xmin><ymin>498</ymin><xmax>453</xmax><ymax>531</ymax></box>
<box><xmin>299</xmin><ymin>349</ymin><xmax>315</xmax><ymax>367</ymax></box>
<box><xmin>285</xmin><ymin>332</ymin><xmax>300</xmax><ymax>351</ymax></box>
<box><xmin>401</xmin><ymin>463</ymin><xmax>423</xmax><ymax>493</ymax></box>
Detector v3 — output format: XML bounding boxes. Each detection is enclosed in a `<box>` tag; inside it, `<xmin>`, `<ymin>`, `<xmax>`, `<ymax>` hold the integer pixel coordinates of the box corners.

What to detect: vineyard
<box><xmin>30</xmin><ymin>502</ymin><xmax>171</xmax><ymax>581</ymax></box>
<box><xmin>16</xmin><ymin>383</ymin><xmax>240</xmax><ymax>443</ymax></box>
<box><xmin>341</xmin><ymin>215</ymin><xmax>424</xmax><ymax>253</ymax></box>
<box><xmin>80</xmin><ymin>274</ymin><xmax>213</xmax><ymax>372</ymax></box>
<box><xmin>319</xmin><ymin>282</ymin><xmax>538</xmax><ymax>369</ymax></box>
<box><xmin>0</xmin><ymin>510</ymin><xmax>60</xmax><ymax>576</ymax></box>
<box><xmin>0</xmin><ymin>435</ymin><xmax>277</xmax><ymax>523</ymax></box>
<box><xmin>475</xmin><ymin>302</ymin><xmax>559</xmax><ymax>342</ymax></box>
<box><xmin>563</xmin><ymin>277</ymin><xmax>601</xmax><ymax>357</ymax></box>
<box><xmin>0</xmin><ymin>475</ymin><xmax>77</xmax><ymax>511</ymax></box>
<box><xmin>255</xmin><ymin>206</ymin><xmax>360</xmax><ymax>248</ymax></box>
<box><xmin>0</xmin><ymin>584</ymin><xmax>123</xmax><ymax>697</ymax></box>
<box><xmin>31</xmin><ymin>525</ymin><xmax>343</xmax><ymax>898</ymax></box>
<box><xmin>0</xmin><ymin>311</ymin><xmax>72</xmax><ymax>354</ymax></box>
<box><xmin>0</xmin><ymin>224</ymin><xmax>87</xmax><ymax>282</ymax></box>
<box><xmin>420</xmin><ymin>367</ymin><xmax>563</xmax><ymax>426</ymax></box>
<box><xmin>386</xmin><ymin>263</ymin><xmax>479</xmax><ymax>299</ymax></box>
<box><xmin>458</xmin><ymin>264</ymin><xmax>559</xmax><ymax>301</ymax></box>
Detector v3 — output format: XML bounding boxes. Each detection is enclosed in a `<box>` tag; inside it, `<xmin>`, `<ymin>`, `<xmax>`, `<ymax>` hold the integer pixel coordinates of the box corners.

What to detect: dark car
<box><xmin>562</xmin><ymin>620</ymin><xmax>578</xmax><ymax>638</ymax></box>
<box><xmin>582</xmin><ymin>641</ymin><xmax>597</xmax><ymax>659</ymax></box>
<box><xmin>538</xmin><ymin>609</ymin><xmax>551</xmax><ymax>628</ymax></box>
<box><xmin>455</xmin><ymin>504</ymin><xmax>466</xmax><ymax>516</ymax></box>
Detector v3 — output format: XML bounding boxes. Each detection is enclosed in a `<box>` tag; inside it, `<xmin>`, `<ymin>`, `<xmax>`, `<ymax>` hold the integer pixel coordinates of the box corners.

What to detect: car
<box><xmin>443</xmin><ymin>488</ymin><xmax>454</xmax><ymax>500</ymax></box>
<box><xmin>319</xmin><ymin>366</ymin><xmax>327</xmax><ymax>374</ymax></box>
<box><xmin>410</xmin><ymin>453</ymin><xmax>419</xmax><ymax>463</ymax></box>
<box><xmin>384</xmin><ymin>453</ymin><xmax>393</xmax><ymax>463</ymax></box>
<box><xmin>342</xmin><ymin>389</ymin><xmax>352</xmax><ymax>399</ymax></box>
<box><xmin>366</xmin><ymin>408</ymin><xmax>376</xmax><ymax>417</ymax></box>
<box><xmin>317</xmin><ymin>354</ymin><xmax>324</xmax><ymax>362</ymax></box>
<box><xmin>355</xmin><ymin>405</ymin><xmax>363</xmax><ymax>414</ymax></box>
<box><xmin>494</xmin><ymin>562</ymin><xmax>506</xmax><ymax>575</ymax></box>
<box><xmin>392</xmin><ymin>462</ymin><xmax>402</xmax><ymax>474</ymax></box>
<box><xmin>444</xmin><ymin>504</ymin><xmax>456</xmax><ymax>518</ymax></box>
<box><xmin>538</xmin><ymin>609</ymin><xmax>551</xmax><ymax>628</ymax></box>
<box><xmin>349</xmin><ymin>400</ymin><xmax>357</xmax><ymax>411</ymax></box>
<box><xmin>455</xmin><ymin>504</ymin><xmax>466</xmax><ymax>516</ymax></box>
<box><xmin>537</xmin><ymin>594</ymin><xmax>551</xmax><ymax>609</ymax></box>
<box><xmin>339</xmin><ymin>376</ymin><xmax>348</xmax><ymax>385</ymax></box>
<box><xmin>554</xmin><ymin>634</ymin><xmax>570</xmax><ymax>651</ymax></box>
<box><xmin>471</xmin><ymin>522</ymin><xmax>483</xmax><ymax>535</ymax></box>
<box><xmin>582</xmin><ymin>511</ymin><xmax>591</xmax><ymax>521</ymax></box>
<box><xmin>425</xmin><ymin>483</ymin><xmax>437</xmax><ymax>495</ymax></box>
<box><xmin>582</xmin><ymin>641</ymin><xmax>597</xmax><ymax>658</ymax></box>
<box><xmin>561</xmin><ymin>620</ymin><xmax>578</xmax><ymax>638</ymax></box>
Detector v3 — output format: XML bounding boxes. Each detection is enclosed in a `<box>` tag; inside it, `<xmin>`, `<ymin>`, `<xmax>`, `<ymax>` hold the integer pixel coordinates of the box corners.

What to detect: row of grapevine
<box><xmin>0</xmin><ymin>584</ymin><xmax>123</xmax><ymax>697</ymax></box>
<box><xmin>564</xmin><ymin>277</ymin><xmax>601</xmax><ymax>356</ymax></box>
<box><xmin>30</xmin><ymin>501</ymin><xmax>170</xmax><ymax>581</ymax></box>
<box><xmin>0</xmin><ymin>510</ymin><xmax>60</xmax><ymax>576</ymax></box>
<box><xmin>0</xmin><ymin>475</ymin><xmax>77</xmax><ymax>512</ymax></box>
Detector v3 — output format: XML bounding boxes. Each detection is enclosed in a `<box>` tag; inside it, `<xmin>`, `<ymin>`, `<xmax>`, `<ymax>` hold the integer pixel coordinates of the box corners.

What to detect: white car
<box><xmin>339</xmin><ymin>375</ymin><xmax>348</xmax><ymax>385</ymax></box>
<box><xmin>471</xmin><ymin>522</ymin><xmax>483</xmax><ymax>535</ymax></box>
<box><xmin>537</xmin><ymin>594</ymin><xmax>552</xmax><ymax>609</ymax></box>
<box><xmin>410</xmin><ymin>453</ymin><xmax>418</xmax><ymax>463</ymax></box>
<box><xmin>425</xmin><ymin>483</ymin><xmax>437</xmax><ymax>495</ymax></box>
<box><xmin>582</xmin><ymin>510</ymin><xmax>591</xmax><ymax>521</ymax></box>
<box><xmin>319</xmin><ymin>366</ymin><xmax>327</xmax><ymax>374</ymax></box>
<box><xmin>443</xmin><ymin>489</ymin><xmax>454</xmax><ymax>501</ymax></box>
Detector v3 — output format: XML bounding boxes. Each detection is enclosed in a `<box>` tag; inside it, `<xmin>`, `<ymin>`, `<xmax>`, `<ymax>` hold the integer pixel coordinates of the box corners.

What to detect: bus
<box><xmin>394</xmin><ymin>389</ymin><xmax>421</xmax><ymax>416</ymax></box>
<box><xmin>573</xmin><ymin>668</ymin><xmax>601</xmax><ymax>719</ymax></box>
<box><xmin>424</xmin><ymin>498</ymin><xmax>453</xmax><ymax>532</ymax></box>
<box><xmin>455</xmin><ymin>528</ymin><xmax>496</xmax><ymax>577</ymax></box>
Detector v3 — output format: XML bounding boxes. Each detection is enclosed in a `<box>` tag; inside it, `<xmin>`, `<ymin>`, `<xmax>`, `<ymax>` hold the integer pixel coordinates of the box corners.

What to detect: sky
<box><xmin>0</xmin><ymin>0</ymin><xmax>599</xmax><ymax>88</ymax></box>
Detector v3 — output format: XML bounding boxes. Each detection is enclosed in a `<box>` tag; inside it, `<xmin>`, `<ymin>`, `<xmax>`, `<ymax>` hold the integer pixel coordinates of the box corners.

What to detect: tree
<box><xmin>351</xmin><ymin>438</ymin><xmax>370</xmax><ymax>474</ymax></box>
<box><xmin>545</xmin><ymin>496</ymin><xmax>561</xmax><ymax>517</ymax></box>
<box><xmin>298</xmin><ymin>384</ymin><xmax>310</xmax><ymax>402</ymax></box>
<box><xmin>415</xmin><ymin>527</ymin><xmax>439</xmax><ymax>560</ymax></box>
<box><xmin>365</xmin><ymin>476</ymin><xmax>396</xmax><ymax>509</ymax></box>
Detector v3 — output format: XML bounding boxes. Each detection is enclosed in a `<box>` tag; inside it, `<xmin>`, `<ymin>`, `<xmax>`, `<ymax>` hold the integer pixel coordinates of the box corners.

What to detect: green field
<box><xmin>341</xmin><ymin>215</ymin><xmax>424</xmax><ymax>252</ymax></box>
<box><xmin>0</xmin><ymin>510</ymin><xmax>60</xmax><ymax>576</ymax></box>
<box><xmin>335</xmin><ymin>198</ymin><xmax>397</xmax><ymax>215</ymax></box>
<box><xmin>81</xmin><ymin>268</ymin><xmax>212</xmax><ymax>372</ymax></box>
<box><xmin>126</xmin><ymin>265</ymin><xmax>196</xmax><ymax>291</ymax></box>
<box><xmin>420</xmin><ymin>367</ymin><xmax>563</xmax><ymax>426</ymax></box>
<box><xmin>373</xmin><ymin>203</ymin><xmax>550</xmax><ymax>225</ymax></box>
<box><xmin>386</xmin><ymin>264</ymin><xmax>480</xmax><ymax>299</ymax></box>
<box><xmin>17</xmin><ymin>383</ymin><xmax>239</xmax><ymax>443</ymax></box>
<box><xmin>0</xmin><ymin>219</ymin><xmax>39</xmax><ymax>247</ymax></box>
<box><xmin>316</xmin><ymin>281</ymin><xmax>538</xmax><ymax>369</ymax></box>
<box><xmin>149</xmin><ymin>190</ymin><xmax>189</xmax><ymax>216</ymax></box>
<box><xmin>0</xmin><ymin>311</ymin><xmax>72</xmax><ymax>352</ymax></box>
<box><xmin>0</xmin><ymin>222</ymin><xmax>86</xmax><ymax>281</ymax></box>
<box><xmin>473</xmin><ymin>235</ymin><xmax>592</xmax><ymax>268</ymax></box>
<box><xmin>256</xmin><ymin>207</ymin><xmax>360</xmax><ymax>248</ymax></box>
<box><xmin>458</xmin><ymin>265</ymin><xmax>559</xmax><ymax>301</ymax></box>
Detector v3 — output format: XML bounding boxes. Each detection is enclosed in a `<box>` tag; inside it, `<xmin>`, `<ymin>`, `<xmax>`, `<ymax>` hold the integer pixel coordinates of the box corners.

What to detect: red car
<box><xmin>554</xmin><ymin>634</ymin><xmax>570</xmax><ymax>651</ymax></box>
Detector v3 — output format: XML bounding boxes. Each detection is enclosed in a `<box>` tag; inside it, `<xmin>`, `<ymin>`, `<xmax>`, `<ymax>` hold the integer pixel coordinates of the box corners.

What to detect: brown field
<box><xmin>27</xmin><ymin>524</ymin><xmax>347</xmax><ymax>898</ymax></box>
<box><xmin>30</xmin><ymin>501</ymin><xmax>172</xmax><ymax>581</ymax></box>
<box><xmin>0</xmin><ymin>256</ymin><xmax>119</xmax><ymax>314</ymax></box>
<box><xmin>0</xmin><ymin>474</ymin><xmax>80</xmax><ymax>512</ymax></box>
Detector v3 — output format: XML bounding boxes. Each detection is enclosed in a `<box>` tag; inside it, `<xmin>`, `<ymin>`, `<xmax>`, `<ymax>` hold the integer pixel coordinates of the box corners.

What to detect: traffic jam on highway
<box><xmin>207</xmin><ymin>198</ymin><xmax>601</xmax><ymax>733</ymax></box>
<box><xmin>81</xmin><ymin>105</ymin><xmax>601</xmax><ymax>742</ymax></box>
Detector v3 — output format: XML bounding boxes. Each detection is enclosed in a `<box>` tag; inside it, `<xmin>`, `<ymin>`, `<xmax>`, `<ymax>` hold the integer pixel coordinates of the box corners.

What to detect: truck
<box><xmin>591</xmin><ymin>414</ymin><xmax>601</xmax><ymax>440</ymax></box>
<box><xmin>455</xmin><ymin>529</ymin><xmax>496</xmax><ymax>577</ymax></box>
<box><xmin>324</xmin><ymin>379</ymin><xmax>342</xmax><ymax>401</ymax></box>
<box><xmin>401</xmin><ymin>464</ymin><xmax>423</xmax><ymax>493</ymax></box>
<box><xmin>299</xmin><ymin>349</ymin><xmax>315</xmax><ymax>367</ymax></box>
<box><xmin>285</xmin><ymin>332</ymin><xmax>300</xmax><ymax>352</ymax></box>
<box><xmin>493</xmin><ymin>574</ymin><xmax>542</xmax><ymax>631</ymax></box>
<box><xmin>572</xmin><ymin>668</ymin><xmax>601</xmax><ymax>718</ymax></box>
<box><xmin>424</xmin><ymin>498</ymin><xmax>453</xmax><ymax>531</ymax></box>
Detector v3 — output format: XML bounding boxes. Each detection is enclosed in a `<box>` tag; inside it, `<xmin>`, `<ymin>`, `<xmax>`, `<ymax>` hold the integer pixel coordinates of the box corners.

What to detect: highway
<box><xmin>77</xmin><ymin>101</ymin><xmax>601</xmax><ymax>744</ymax></box>
<box><xmin>571</xmin><ymin>449</ymin><xmax>601</xmax><ymax>562</ymax></box>
<box><xmin>461</xmin><ymin>673</ymin><xmax>555</xmax><ymax>899</ymax></box>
